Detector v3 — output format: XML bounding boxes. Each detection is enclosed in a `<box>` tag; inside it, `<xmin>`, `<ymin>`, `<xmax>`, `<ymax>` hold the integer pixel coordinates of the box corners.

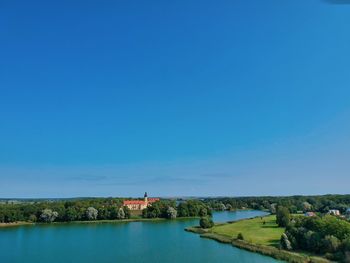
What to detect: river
<box><xmin>0</xmin><ymin>210</ymin><xmax>282</xmax><ymax>263</ymax></box>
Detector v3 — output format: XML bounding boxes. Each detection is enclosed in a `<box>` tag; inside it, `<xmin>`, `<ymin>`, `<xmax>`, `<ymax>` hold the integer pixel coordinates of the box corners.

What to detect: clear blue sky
<box><xmin>1</xmin><ymin>0</ymin><xmax>350</xmax><ymax>198</ymax></box>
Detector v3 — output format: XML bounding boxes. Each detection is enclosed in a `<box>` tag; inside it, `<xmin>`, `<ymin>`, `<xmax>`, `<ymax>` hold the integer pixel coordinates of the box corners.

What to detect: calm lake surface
<box><xmin>0</xmin><ymin>210</ymin><xmax>282</xmax><ymax>263</ymax></box>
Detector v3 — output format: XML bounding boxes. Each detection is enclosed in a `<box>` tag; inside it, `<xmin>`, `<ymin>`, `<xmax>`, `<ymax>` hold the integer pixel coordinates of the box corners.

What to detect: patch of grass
<box><xmin>211</xmin><ymin>215</ymin><xmax>284</xmax><ymax>247</ymax></box>
<box><xmin>198</xmin><ymin>215</ymin><xmax>330</xmax><ymax>262</ymax></box>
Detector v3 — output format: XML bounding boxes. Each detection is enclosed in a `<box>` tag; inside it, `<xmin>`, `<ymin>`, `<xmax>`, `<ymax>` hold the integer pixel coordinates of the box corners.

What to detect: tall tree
<box><xmin>276</xmin><ymin>206</ymin><xmax>290</xmax><ymax>227</ymax></box>
<box><xmin>85</xmin><ymin>207</ymin><xmax>98</xmax><ymax>220</ymax></box>
<box><xmin>40</xmin><ymin>209</ymin><xmax>58</xmax><ymax>223</ymax></box>
<box><xmin>166</xmin><ymin>207</ymin><xmax>177</xmax><ymax>219</ymax></box>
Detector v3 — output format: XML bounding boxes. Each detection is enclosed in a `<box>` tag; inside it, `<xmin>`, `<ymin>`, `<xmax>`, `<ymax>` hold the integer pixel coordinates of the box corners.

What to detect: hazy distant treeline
<box><xmin>204</xmin><ymin>194</ymin><xmax>350</xmax><ymax>214</ymax></box>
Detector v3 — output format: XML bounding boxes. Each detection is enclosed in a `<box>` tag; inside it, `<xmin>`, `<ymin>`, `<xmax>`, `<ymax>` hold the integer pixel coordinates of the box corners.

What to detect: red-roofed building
<box><xmin>304</xmin><ymin>212</ymin><xmax>316</xmax><ymax>217</ymax></box>
<box><xmin>123</xmin><ymin>192</ymin><xmax>159</xmax><ymax>210</ymax></box>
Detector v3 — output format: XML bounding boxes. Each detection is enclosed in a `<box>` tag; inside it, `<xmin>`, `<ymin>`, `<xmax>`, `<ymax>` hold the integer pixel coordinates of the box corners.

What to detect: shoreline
<box><xmin>0</xmin><ymin>222</ymin><xmax>34</xmax><ymax>228</ymax></box>
<box><xmin>185</xmin><ymin>217</ymin><xmax>329</xmax><ymax>263</ymax></box>
<box><xmin>0</xmin><ymin>216</ymin><xmax>199</xmax><ymax>229</ymax></box>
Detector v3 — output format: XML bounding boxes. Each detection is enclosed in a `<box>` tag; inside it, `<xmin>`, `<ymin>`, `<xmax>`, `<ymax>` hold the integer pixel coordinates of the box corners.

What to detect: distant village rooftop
<box><xmin>304</xmin><ymin>212</ymin><xmax>316</xmax><ymax>217</ymax></box>
<box><xmin>328</xmin><ymin>209</ymin><xmax>340</xmax><ymax>216</ymax></box>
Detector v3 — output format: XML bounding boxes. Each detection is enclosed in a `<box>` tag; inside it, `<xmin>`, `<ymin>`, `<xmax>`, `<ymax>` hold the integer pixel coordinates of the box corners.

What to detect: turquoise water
<box><xmin>0</xmin><ymin>210</ymin><xmax>282</xmax><ymax>263</ymax></box>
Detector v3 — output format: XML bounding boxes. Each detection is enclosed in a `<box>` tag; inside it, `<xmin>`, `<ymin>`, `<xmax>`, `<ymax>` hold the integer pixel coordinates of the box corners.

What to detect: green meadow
<box><xmin>211</xmin><ymin>215</ymin><xmax>284</xmax><ymax>247</ymax></box>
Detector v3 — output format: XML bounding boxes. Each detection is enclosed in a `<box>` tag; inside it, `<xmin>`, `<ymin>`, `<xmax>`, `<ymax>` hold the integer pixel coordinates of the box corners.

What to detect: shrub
<box><xmin>280</xmin><ymin>233</ymin><xmax>292</xmax><ymax>250</ymax></box>
<box><xmin>237</xmin><ymin>232</ymin><xmax>244</xmax><ymax>240</ymax></box>
<box><xmin>199</xmin><ymin>208</ymin><xmax>208</xmax><ymax>217</ymax></box>
<box><xmin>341</xmin><ymin>237</ymin><xmax>350</xmax><ymax>252</ymax></box>
<box><xmin>218</xmin><ymin>203</ymin><xmax>226</xmax><ymax>211</ymax></box>
<box><xmin>28</xmin><ymin>214</ymin><xmax>37</xmax><ymax>222</ymax></box>
<box><xmin>117</xmin><ymin>207</ymin><xmax>125</xmax><ymax>219</ymax></box>
<box><xmin>166</xmin><ymin>207</ymin><xmax>177</xmax><ymax>219</ymax></box>
<box><xmin>225</xmin><ymin>204</ymin><xmax>232</xmax><ymax>211</ymax></box>
<box><xmin>85</xmin><ymin>207</ymin><xmax>98</xmax><ymax>220</ymax></box>
<box><xmin>199</xmin><ymin>217</ymin><xmax>214</xmax><ymax>229</ymax></box>
<box><xmin>322</xmin><ymin>235</ymin><xmax>341</xmax><ymax>253</ymax></box>
<box><xmin>40</xmin><ymin>209</ymin><xmax>58</xmax><ymax>223</ymax></box>
<box><xmin>276</xmin><ymin>206</ymin><xmax>290</xmax><ymax>227</ymax></box>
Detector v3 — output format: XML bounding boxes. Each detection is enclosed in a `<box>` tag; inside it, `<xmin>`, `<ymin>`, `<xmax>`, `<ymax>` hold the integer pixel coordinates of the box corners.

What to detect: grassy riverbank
<box><xmin>186</xmin><ymin>215</ymin><xmax>329</xmax><ymax>263</ymax></box>
<box><xmin>212</xmin><ymin>215</ymin><xmax>284</xmax><ymax>246</ymax></box>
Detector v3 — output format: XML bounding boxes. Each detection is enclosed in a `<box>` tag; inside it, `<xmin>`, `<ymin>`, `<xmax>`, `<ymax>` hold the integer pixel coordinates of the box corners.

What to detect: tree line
<box><xmin>277</xmin><ymin>207</ymin><xmax>350</xmax><ymax>262</ymax></box>
<box><xmin>0</xmin><ymin>198</ymin><xmax>212</xmax><ymax>223</ymax></box>
<box><xmin>142</xmin><ymin>199</ymin><xmax>212</xmax><ymax>219</ymax></box>
<box><xmin>0</xmin><ymin>198</ymin><xmax>130</xmax><ymax>223</ymax></box>
<box><xmin>203</xmin><ymin>194</ymin><xmax>350</xmax><ymax>214</ymax></box>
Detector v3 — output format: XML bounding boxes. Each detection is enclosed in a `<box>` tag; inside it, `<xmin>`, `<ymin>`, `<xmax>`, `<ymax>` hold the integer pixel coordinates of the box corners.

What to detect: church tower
<box><xmin>144</xmin><ymin>192</ymin><xmax>148</xmax><ymax>204</ymax></box>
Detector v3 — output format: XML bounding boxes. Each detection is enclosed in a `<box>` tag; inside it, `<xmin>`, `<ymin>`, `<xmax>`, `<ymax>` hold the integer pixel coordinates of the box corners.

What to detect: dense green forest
<box><xmin>0</xmin><ymin>198</ymin><xmax>211</xmax><ymax>223</ymax></box>
<box><xmin>142</xmin><ymin>199</ymin><xmax>211</xmax><ymax>219</ymax></box>
<box><xmin>282</xmin><ymin>215</ymin><xmax>350</xmax><ymax>261</ymax></box>
<box><xmin>203</xmin><ymin>194</ymin><xmax>350</xmax><ymax>214</ymax></box>
<box><xmin>0</xmin><ymin>198</ymin><xmax>129</xmax><ymax>223</ymax></box>
<box><xmin>273</xmin><ymin>206</ymin><xmax>350</xmax><ymax>262</ymax></box>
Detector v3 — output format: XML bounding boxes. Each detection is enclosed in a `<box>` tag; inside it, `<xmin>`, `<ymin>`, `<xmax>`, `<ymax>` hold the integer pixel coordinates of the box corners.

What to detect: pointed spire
<box><xmin>144</xmin><ymin>192</ymin><xmax>148</xmax><ymax>198</ymax></box>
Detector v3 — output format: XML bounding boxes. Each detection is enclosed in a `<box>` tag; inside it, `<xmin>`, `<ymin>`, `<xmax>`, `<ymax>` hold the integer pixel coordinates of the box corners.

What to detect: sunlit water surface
<box><xmin>0</xmin><ymin>210</ymin><xmax>283</xmax><ymax>263</ymax></box>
